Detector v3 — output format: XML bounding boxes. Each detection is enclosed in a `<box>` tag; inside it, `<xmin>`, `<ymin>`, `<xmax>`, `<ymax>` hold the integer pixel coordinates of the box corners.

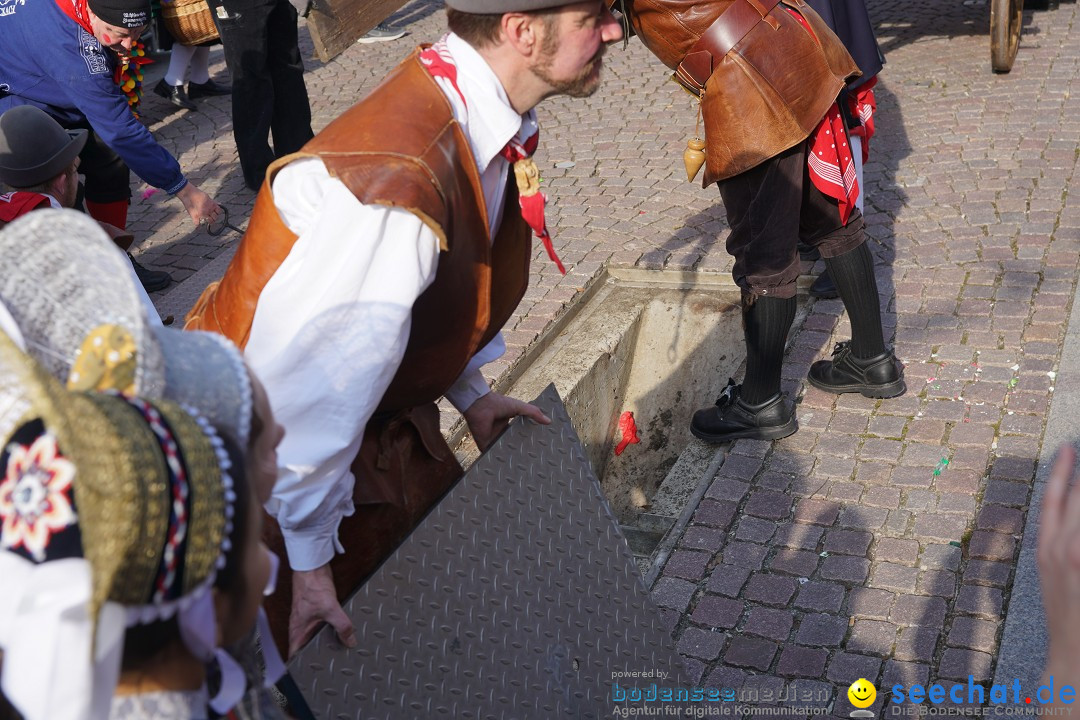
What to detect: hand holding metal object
<box><xmin>206</xmin><ymin>206</ymin><xmax>246</xmax><ymax>236</ymax></box>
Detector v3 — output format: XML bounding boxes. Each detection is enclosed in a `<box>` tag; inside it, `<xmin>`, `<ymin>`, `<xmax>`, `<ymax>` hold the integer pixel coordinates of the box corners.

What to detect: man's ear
<box><xmin>47</xmin><ymin>172</ymin><xmax>66</xmax><ymax>197</ymax></box>
<box><xmin>500</xmin><ymin>12</ymin><xmax>540</xmax><ymax>58</ymax></box>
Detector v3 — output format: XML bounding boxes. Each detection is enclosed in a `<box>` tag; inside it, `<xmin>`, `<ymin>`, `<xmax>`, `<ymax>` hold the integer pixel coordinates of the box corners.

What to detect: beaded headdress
<box><xmin>0</xmin><ymin>331</ymin><xmax>236</xmax><ymax>720</ymax></box>
<box><xmin>0</xmin><ymin>209</ymin><xmax>252</xmax><ymax>450</ymax></box>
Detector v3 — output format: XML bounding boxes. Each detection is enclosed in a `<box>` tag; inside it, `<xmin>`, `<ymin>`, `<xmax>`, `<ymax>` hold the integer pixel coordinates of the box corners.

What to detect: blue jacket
<box><xmin>0</xmin><ymin>0</ymin><xmax>187</xmax><ymax>193</ymax></box>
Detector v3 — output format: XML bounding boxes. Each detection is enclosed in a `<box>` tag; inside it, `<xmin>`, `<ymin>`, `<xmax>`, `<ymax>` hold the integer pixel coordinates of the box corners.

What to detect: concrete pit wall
<box><xmin>507</xmin><ymin>273</ymin><xmax>746</xmax><ymax>524</ymax></box>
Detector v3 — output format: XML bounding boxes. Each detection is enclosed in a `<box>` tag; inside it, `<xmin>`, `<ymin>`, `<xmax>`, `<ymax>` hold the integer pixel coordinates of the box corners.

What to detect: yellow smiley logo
<box><xmin>848</xmin><ymin>678</ymin><xmax>877</xmax><ymax>709</ymax></box>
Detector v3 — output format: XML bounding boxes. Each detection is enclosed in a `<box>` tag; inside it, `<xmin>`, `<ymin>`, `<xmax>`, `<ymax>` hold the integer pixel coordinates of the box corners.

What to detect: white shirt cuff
<box><xmin>279</xmin><ymin>503</ymin><xmax>354</xmax><ymax>572</ymax></box>
<box><xmin>444</xmin><ymin>368</ymin><xmax>492</xmax><ymax>412</ymax></box>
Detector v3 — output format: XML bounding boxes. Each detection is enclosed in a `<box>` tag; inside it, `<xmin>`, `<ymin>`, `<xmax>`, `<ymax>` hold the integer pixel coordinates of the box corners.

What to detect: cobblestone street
<box><xmin>134</xmin><ymin>0</ymin><xmax>1080</xmax><ymax>713</ymax></box>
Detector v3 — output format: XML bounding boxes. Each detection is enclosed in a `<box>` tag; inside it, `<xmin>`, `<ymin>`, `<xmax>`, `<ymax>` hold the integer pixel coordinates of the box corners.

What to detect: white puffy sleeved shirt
<box><xmin>244</xmin><ymin>33</ymin><xmax>539</xmax><ymax>572</ymax></box>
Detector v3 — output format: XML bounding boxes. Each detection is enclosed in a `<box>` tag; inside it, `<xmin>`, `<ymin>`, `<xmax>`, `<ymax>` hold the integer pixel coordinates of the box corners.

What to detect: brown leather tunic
<box><xmin>186</xmin><ymin>48</ymin><xmax>531</xmax><ymax>415</ymax></box>
<box><xmin>617</xmin><ymin>0</ymin><xmax>859</xmax><ymax>184</ymax></box>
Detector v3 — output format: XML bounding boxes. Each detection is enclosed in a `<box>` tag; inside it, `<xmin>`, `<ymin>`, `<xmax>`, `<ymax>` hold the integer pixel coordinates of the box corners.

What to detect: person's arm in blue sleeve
<box><xmin>64</xmin><ymin>72</ymin><xmax>222</xmax><ymax>226</ymax></box>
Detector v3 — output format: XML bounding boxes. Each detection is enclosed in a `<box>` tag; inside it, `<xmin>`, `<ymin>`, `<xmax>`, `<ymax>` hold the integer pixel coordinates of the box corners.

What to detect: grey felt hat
<box><xmin>445</xmin><ymin>0</ymin><xmax>585</xmax><ymax>11</ymax></box>
<box><xmin>0</xmin><ymin>210</ymin><xmax>253</xmax><ymax>448</ymax></box>
<box><xmin>0</xmin><ymin>106</ymin><xmax>87</xmax><ymax>189</ymax></box>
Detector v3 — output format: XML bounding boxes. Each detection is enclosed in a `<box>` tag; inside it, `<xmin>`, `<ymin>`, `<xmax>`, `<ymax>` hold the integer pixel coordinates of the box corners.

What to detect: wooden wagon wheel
<box><xmin>990</xmin><ymin>0</ymin><xmax>1024</xmax><ymax>72</ymax></box>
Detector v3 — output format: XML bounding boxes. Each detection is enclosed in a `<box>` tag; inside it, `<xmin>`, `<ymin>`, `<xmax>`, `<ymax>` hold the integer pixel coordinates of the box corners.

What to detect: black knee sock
<box><xmin>823</xmin><ymin>242</ymin><xmax>886</xmax><ymax>359</ymax></box>
<box><xmin>741</xmin><ymin>294</ymin><xmax>797</xmax><ymax>405</ymax></box>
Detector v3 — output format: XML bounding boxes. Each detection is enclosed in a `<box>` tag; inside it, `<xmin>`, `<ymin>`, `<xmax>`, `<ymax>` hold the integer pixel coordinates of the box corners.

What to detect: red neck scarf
<box><xmin>55</xmin><ymin>0</ymin><xmax>93</xmax><ymax>32</ymax></box>
<box><xmin>54</xmin><ymin>0</ymin><xmax>152</xmax><ymax>115</ymax></box>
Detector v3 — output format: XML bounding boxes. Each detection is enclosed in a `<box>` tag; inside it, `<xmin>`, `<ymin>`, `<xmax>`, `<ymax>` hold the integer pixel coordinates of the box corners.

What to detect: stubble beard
<box><xmin>531</xmin><ymin>32</ymin><xmax>605</xmax><ymax>99</ymax></box>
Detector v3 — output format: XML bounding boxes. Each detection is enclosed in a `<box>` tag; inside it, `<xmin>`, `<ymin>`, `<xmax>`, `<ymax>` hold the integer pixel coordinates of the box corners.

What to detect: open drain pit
<box><xmin>499</xmin><ymin>269</ymin><xmax>811</xmax><ymax>573</ymax></box>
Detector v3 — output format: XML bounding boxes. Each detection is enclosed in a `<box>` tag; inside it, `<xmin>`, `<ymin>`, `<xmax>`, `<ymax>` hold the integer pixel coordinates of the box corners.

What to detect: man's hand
<box><xmin>1038</xmin><ymin>443</ymin><xmax>1080</xmax><ymax>691</ymax></box>
<box><xmin>462</xmin><ymin>391</ymin><xmax>551</xmax><ymax>452</ymax></box>
<box><xmin>174</xmin><ymin>182</ymin><xmax>223</xmax><ymax>228</ymax></box>
<box><xmin>289</xmin><ymin>563</ymin><xmax>357</xmax><ymax>658</ymax></box>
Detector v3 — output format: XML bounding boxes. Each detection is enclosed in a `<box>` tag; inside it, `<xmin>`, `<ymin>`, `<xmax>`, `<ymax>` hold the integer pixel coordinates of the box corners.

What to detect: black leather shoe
<box><xmin>809</xmin><ymin>270</ymin><xmax>838</xmax><ymax>299</ymax></box>
<box><xmin>127</xmin><ymin>252</ymin><xmax>172</xmax><ymax>293</ymax></box>
<box><xmin>690</xmin><ymin>379</ymin><xmax>798</xmax><ymax>443</ymax></box>
<box><xmin>808</xmin><ymin>341</ymin><xmax>906</xmax><ymax>398</ymax></box>
<box><xmin>153</xmin><ymin>79</ymin><xmax>196</xmax><ymax>111</ymax></box>
<box><xmin>188</xmin><ymin>79</ymin><xmax>232</xmax><ymax>98</ymax></box>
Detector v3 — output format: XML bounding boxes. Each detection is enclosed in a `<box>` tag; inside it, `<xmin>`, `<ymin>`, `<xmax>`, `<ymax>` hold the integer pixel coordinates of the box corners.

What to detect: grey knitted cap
<box><xmin>445</xmin><ymin>0</ymin><xmax>585</xmax><ymax>12</ymax></box>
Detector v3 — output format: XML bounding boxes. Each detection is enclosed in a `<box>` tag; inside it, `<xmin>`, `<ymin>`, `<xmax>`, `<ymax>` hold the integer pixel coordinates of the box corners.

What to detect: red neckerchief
<box><xmin>54</xmin><ymin>0</ymin><xmax>152</xmax><ymax>115</ymax></box>
<box><xmin>0</xmin><ymin>192</ymin><xmax>52</xmax><ymax>225</ymax></box>
<box><xmin>419</xmin><ymin>41</ymin><xmax>566</xmax><ymax>275</ymax></box>
<box><xmin>787</xmin><ymin>8</ymin><xmax>860</xmax><ymax>225</ymax></box>
<box><xmin>55</xmin><ymin>0</ymin><xmax>93</xmax><ymax>31</ymax></box>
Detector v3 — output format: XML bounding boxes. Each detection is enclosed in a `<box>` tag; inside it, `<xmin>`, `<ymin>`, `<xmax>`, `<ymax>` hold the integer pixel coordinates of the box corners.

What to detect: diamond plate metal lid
<box><xmin>289</xmin><ymin>384</ymin><xmax>692</xmax><ymax>718</ymax></box>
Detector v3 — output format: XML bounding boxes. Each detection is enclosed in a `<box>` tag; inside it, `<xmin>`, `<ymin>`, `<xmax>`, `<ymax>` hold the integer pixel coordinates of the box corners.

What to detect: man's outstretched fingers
<box><xmin>517</xmin><ymin>400</ymin><xmax>551</xmax><ymax>425</ymax></box>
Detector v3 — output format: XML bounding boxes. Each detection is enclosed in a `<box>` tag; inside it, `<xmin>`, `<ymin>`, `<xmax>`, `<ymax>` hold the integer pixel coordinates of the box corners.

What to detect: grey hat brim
<box><xmin>445</xmin><ymin>0</ymin><xmax>582</xmax><ymax>12</ymax></box>
<box><xmin>1</xmin><ymin>128</ymin><xmax>87</xmax><ymax>189</ymax></box>
<box><xmin>154</xmin><ymin>326</ymin><xmax>252</xmax><ymax>448</ymax></box>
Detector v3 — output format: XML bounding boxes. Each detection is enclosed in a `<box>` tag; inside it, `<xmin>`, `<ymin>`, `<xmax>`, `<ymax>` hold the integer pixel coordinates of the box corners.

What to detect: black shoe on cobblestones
<box><xmin>188</xmin><ymin>79</ymin><xmax>232</xmax><ymax>98</ymax></box>
<box><xmin>808</xmin><ymin>341</ymin><xmax>906</xmax><ymax>398</ymax></box>
<box><xmin>809</xmin><ymin>270</ymin><xmax>838</xmax><ymax>299</ymax></box>
<box><xmin>127</xmin><ymin>252</ymin><xmax>172</xmax><ymax>293</ymax></box>
<box><xmin>153</xmin><ymin>79</ymin><xmax>197</xmax><ymax>111</ymax></box>
<box><xmin>690</xmin><ymin>379</ymin><xmax>798</xmax><ymax>443</ymax></box>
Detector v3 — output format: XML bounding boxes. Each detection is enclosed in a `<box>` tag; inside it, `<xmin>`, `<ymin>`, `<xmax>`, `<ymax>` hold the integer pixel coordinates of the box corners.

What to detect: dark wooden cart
<box><xmin>990</xmin><ymin>0</ymin><xmax>1024</xmax><ymax>72</ymax></box>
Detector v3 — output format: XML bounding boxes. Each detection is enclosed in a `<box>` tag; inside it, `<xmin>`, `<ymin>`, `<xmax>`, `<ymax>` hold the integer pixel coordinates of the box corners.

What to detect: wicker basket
<box><xmin>161</xmin><ymin>0</ymin><xmax>219</xmax><ymax>46</ymax></box>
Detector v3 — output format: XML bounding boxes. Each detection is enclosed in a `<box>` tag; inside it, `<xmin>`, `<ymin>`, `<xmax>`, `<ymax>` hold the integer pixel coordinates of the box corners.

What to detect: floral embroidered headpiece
<box><xmin>0</xmin><ymin>332</ymin><xmax>235</xmax><ymax>720</ymax></box>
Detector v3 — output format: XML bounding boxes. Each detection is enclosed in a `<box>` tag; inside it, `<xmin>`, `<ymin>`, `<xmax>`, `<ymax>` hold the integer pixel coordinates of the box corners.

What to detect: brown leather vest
<box><xmin>617</xmin><ymin>0</ymin><xmax>859</xmax><ymax>184</ymax></box>
<box><xmin>185</xmin><ymin>49</ymin><xmax>531</xmax><ymax>414</ymax></box>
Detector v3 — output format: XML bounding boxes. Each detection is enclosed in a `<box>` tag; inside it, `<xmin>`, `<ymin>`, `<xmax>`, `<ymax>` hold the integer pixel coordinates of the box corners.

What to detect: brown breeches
<box><xmin>717</xmin><ymin>138</ymin><xmax>866</xmax><ymax>300</ymax></box>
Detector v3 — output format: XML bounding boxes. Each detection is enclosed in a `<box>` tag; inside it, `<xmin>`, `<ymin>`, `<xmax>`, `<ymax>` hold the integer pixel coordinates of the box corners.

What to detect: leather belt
<box><xmin>674</xmin><ymin>0</ymin><xmax>784</xmax><ymax>96</ymax></box>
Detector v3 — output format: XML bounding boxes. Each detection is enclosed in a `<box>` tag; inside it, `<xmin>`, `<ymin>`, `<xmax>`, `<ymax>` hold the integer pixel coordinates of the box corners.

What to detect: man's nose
<box><xmin>601</xmin><ymin>9</ymin><xmax>624</xmax><ymax>43</ymax></box>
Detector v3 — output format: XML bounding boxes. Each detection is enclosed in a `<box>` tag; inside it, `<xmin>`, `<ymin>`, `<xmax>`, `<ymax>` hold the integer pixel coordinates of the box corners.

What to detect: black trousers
<box><xmin>57</xmin><ymin>118</ymin><xmax>131</xmax><ymax>203</ymax></box>
<box><xmin>211</xmin><ymin>0</ymin><xmax>313</xmax><ymax>189</ymax></box>
<box><xmin>716</xmin><ymin>139</ymin><xmax>865</xmax><ymax>300</ymax></box>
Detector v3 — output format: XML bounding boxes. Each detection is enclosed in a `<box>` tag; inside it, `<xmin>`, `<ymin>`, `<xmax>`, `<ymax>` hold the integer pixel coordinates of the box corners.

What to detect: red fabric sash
<box><xmin>0</xmin><ymin>192</ymin><xmax>52</xmax><ymax>225</ymax></box>
<box><xmin>848</xmin><ymin>76</ymin><xmax>877</xmax><ymax>164</ymax></box>
<box><xmin>55</xmin><ymin>0</ymin><xmax>93</xmax><ymax>32</ymax></box>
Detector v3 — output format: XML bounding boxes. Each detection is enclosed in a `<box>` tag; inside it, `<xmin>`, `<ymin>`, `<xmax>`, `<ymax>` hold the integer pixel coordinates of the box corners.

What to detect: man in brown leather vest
<box><xmin>185</xmin><ymin>1</ymin><xmax>622</xmax><ymax>657</ymax></box>
<box><xmin>613</xmin><ymin>0</ymin><xmax>905</xmax><ymax>444</ymax></box>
